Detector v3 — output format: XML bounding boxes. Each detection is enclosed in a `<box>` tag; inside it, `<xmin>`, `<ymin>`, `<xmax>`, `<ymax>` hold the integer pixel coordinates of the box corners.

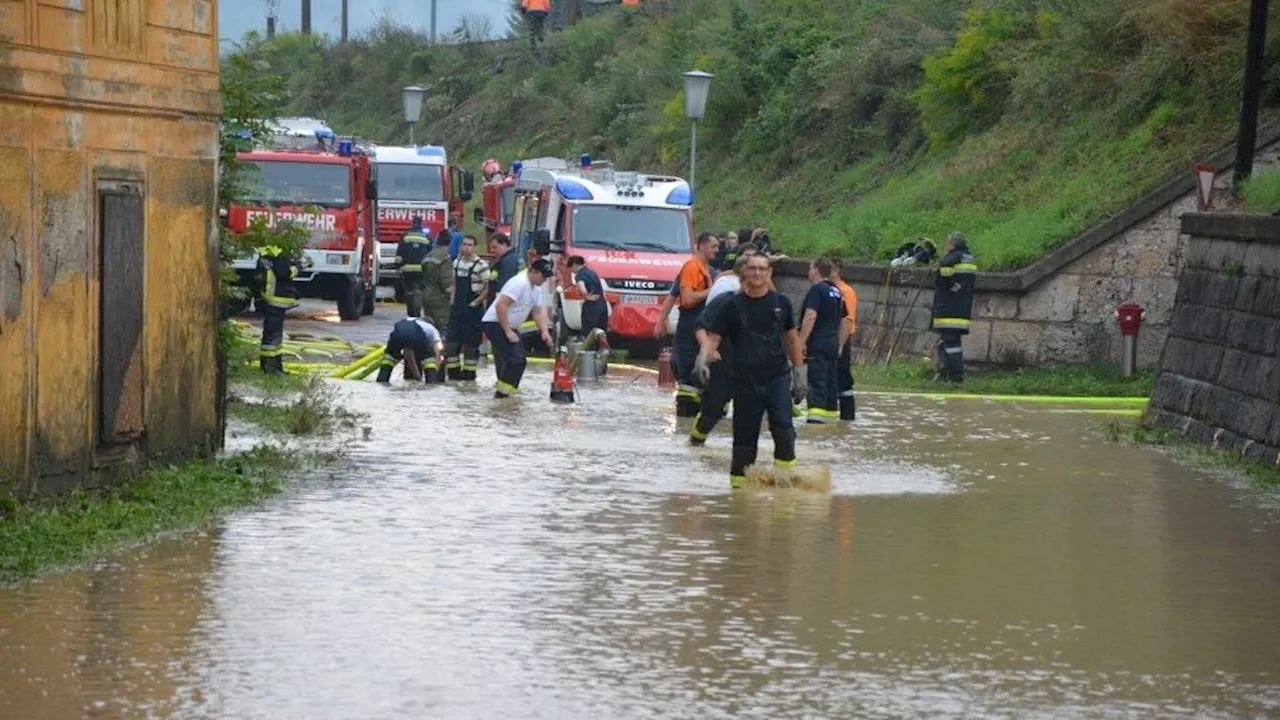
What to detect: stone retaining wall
<box><xmin>1144</xmin><ymin>214</ymin><xmax>1280</xmax><ymax>466</ymax></box>
<box><xmin>771</xmin><ymin>124</ymin><xmax>1280</xmax><ymax>368</ymax></box>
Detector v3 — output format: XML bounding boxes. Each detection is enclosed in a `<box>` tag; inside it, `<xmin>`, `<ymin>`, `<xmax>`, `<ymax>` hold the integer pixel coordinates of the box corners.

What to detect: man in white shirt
<box><xmin>482</xmin><ymin>259</ymin><xmax>554</xmax><ymax>398</ymax></box>
<box><xmin>376</xmin><ymin>312</ymin><xmax>445</xmax><ymax>384</ymax></box>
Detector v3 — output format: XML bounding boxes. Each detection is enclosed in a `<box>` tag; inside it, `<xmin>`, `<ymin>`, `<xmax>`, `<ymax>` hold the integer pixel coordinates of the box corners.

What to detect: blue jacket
<box><xmin>448</xmin><ymin>230</ymin><xmax>464</xmax><ymax>260</ymax></box>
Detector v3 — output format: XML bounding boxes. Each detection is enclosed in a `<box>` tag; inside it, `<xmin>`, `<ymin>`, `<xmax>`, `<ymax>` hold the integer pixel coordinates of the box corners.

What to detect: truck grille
<box><xmin>605</xmin><ymin>278</ymin><xmax>672</xmax><ymax>293</ymax></box>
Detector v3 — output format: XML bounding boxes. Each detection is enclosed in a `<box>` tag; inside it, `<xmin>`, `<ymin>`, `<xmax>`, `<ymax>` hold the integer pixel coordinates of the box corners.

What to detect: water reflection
<box><xmin>1</xmin><ymin>367</ymin><xmax>1278</xmax><ymax>718</ymax></box>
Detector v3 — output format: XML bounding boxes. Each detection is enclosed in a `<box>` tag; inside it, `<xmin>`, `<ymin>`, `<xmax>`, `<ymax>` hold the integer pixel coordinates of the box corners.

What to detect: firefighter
<box><xmin>568</xmin><ymin>255</ymin><xmax>607</xmax><ymax>336</ymax></box>
<box><xmin>487</xmin><ymin>233</ymin><xmax>521</xmax><ymax>309</ymax></box>
<box><xmin>671</xmin><ymin>232</ymin><xmax>719</xmax><ymax>417</ymax></box>
<box><xmin>520</xmin><ymin>0</ymin><xmax>551</xmax><ymax>50</ymax></box>
<box><xmin>831</xmin><ymin>258</ymin><xmax>859</xmax><ymax>421</ymax></box>
<box><xmin>481</xmin><ymin>158</ymin><xmax>503</xmax><ymax>182</ymax></box>
<box><xmin>797</xmin><ymin>258</ymin><xmax>849</xmax><ymax>424</ymax></box>
<box><xmin>931</xmin><ymin>231</ymin><xmax>978</xmax><ymax>384</ymax></box>
<box><xmin>395</xmin><ymin>215</ymin><xmax>431</xmax><ymax>318</ymax></box>
<box><xmin>376</xmin><ymin>311</ymin><xmax>445</xmax><ymax>384</ymax></box>
<box><xmin>689</xmin><ymin>250</ymin><xmax>754</xmax><ymax>445</ymax></box>
<box><xmin>694</xmin><ymin>252</ymin><xmax>807</xmax><ymax>489</ymax></box>
<box><xmin>713</xmin><ymin>230</ymin><xmax>740</xmax><ymax>273</ymax></box>
<box><xmin>256</xmin><ymin>245</ymin><xmax>305</xmax><ymax>374</ymax></box>
<box><xmin>482</xmin><ymin>259</ymin><xmax>554</xmax><ymax>399</ymax></box>
<box><xmin>423</xmin><ymin>229</ymin><xmax>454</xmax><ymax>369</ymax></box>
<box><xmin>446</xmin><ymin>235</ymin><xmax>491</xmax><ymax>381</ymax></box>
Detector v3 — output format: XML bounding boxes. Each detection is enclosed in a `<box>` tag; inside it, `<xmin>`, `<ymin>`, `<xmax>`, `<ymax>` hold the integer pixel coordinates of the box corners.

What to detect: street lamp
<box><xmin>401</xmin><ymin>85</ymin><xmax>426</xmax><ymax>146</ymax></box>
<box><xmin>682</xmin><ymin>70</ymin><xmax>713</xmax><ymax>202</ymax></box>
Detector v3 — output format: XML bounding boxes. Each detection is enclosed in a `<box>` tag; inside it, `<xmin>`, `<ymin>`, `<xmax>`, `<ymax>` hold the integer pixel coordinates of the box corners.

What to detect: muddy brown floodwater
<box><xmin>2</xmin><ymin>348</ymin><xmax>1280</xmax><ymax>718</ymax></box>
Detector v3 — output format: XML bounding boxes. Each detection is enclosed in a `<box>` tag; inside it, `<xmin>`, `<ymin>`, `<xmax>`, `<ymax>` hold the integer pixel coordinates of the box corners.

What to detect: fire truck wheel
<box><xmin>337</xmin><ymin>277</ymin><xmax>364</xmax><ymax>321</ymax></box>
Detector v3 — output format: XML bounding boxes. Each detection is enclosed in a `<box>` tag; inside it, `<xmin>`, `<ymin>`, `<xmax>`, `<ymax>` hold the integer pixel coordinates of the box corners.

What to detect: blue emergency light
<box><xmin>314</xmin><ymin>127</ymin><xmax>335</xmax><ymax>140</ymax></box>
<box><xmin>231</xmin><ymin>129</ymin><xmax>253</xmax><ymax>140</ymax></box>
<box><xmin>338</xmin><ymin>138</ymin><xmax>353</xmax><ymax>156</ymax></box>
<box><xmin>665</xmin><ymin>183</ymin><xmax>693</xmax><ymax>206</ymax></box>
<box><xmin>580</xmin><ymin>153</ymin><xmax>591</xmax><ymax>169</ymax></box>
<box><xmin>555</xmin><ymin>178</ymin><xmax>594</xmax><ymax>201</ymax></box>
<box><xmin>417</xmin><ymin>145</ymin><xmax>446</xmax><ymax>157</ymax></box>
<box><xmin>512</xmin><ymin>161</ymin><xmax>524</xmax><ymax>176</ymax></box>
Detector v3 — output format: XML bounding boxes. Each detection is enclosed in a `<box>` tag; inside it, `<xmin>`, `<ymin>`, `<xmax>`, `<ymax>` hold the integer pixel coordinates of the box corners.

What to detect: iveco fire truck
<box><xmin>487</xmin><ymin>154</ymin><xmax>695</xmax><ymax>341</ymax></box>
<box><xmin>226</xmin><ymin>117</ymin><xmax>380</xmax><ymax>320</ymax></box>
<box><xmin>373</xmin><ymin>144</ymin><xmax>473</xmax><ymax>297</ymax></box>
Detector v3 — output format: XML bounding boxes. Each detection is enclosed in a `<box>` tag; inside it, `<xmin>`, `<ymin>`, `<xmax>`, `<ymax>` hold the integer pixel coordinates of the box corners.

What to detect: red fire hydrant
<box><xmin>1115</xmin><ymin>302</ymin><xmax>1146</xmax><ymax>378</ymax></box>
<box><xmin>657</xmin><ymin>346</ymin><xmax>676</xmax><ymax>387</ymax></box>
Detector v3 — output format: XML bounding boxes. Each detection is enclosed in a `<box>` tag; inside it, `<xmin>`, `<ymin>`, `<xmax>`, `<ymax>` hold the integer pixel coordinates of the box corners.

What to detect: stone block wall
<box><xmin>772</xmin><ymin>124</ymin><xmax>1280</xmax><ymax>369</ymax></box>
<box><xmin>1145</xmin><ymin>215</ymin><xmax>1280</xmax><ymax>466</ymax></box>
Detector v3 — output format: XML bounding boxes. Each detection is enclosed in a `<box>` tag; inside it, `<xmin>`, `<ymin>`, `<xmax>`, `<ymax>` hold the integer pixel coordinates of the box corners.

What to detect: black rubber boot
<box><xmin>675</xmin><ymin>395</ymin><xmax>701</xmax><ymax>418</ymax></box>
<box><xmin>376</xmin><ymin>365</ymin><xmax>393</xmax><ymax>384</ymax></box>
<box><xmin>839</xmin><ymin>396</ymin><xmax>856</xmax><ymax>421</ymax></box>
<box><xmin>770</xmin><ymin>424</ymin><xmax>797</xmax><ymax>464</ymax></box>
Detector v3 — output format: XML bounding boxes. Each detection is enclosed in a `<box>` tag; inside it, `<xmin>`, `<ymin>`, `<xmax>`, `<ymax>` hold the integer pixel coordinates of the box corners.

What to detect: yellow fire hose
<box><xmin>331</xmin><ymin>345</ymin><xmax>387</xmax><ymax>378</ymax></box>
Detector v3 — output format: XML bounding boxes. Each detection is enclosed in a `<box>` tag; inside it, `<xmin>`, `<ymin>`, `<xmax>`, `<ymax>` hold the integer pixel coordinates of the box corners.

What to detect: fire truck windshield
<box><xmin>378</xmin><ymin>163</ymin><xmax>446</xmax><ymax>202</ymax></box>
<box><xmin>242</xmin><ymin>161</ymin><xmax>351</xmax><ymax>207</ymax></box>
<box><xmin>570</xmin><ymin>205</ymin><xmax>692</xmax><ymax>254</ymax></box>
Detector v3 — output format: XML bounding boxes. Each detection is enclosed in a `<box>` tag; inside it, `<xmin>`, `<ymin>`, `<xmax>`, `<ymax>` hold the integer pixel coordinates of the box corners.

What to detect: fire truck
<box><xmin>479</xmin><ymin>154</ymin><xmax>695</xmax><ymax>342</ymax></box>
<box><xmin>373</xmin><ymin>145</ymin><xmax>473</xmax><ymax>297</ymax></box>
<box><xmin>225</xmin><ymin>117</ymin><xmax>380</xmax><ymax>320</ymax></box>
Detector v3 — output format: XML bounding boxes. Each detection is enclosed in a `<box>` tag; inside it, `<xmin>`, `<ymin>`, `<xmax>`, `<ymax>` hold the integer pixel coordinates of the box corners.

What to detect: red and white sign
<box><xmin>377</xmin><ymin>207</ymin><xmax>442</xmax><ymax>223</ymax></box>
<box><xmin>245</xmin><ymin>209</ymin><xmax>339</xmax><ymax>231</ymax></box>
<box><xmin>1194</xmin><ymin>162</ymin><xmax>1217</xmax><ymax>211</ymax></box>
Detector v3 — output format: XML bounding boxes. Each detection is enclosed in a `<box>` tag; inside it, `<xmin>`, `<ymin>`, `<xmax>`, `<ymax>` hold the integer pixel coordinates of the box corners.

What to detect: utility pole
<box><xmin>430</xmin><ymin>0</ymin><xmax>438</xmax><ymax>43</ymax></box>
<box><xmin>341</xmin><ymin>0</ymin><xmax>349</xmax><ymax>41</ymax></box>
<box><xmin>301</xmin><ymin>0</ymin><xmax>311</xmax><ymax>34</ymax></box>
<box><xmin>264</xmin><ymin>0</ymin><xmax>278</xmax><ymax>38</ymax></box>
<box><xmin>1234</xmin><ymin>0</ymin><xmax>1269</xmax><ymax>188</ymax></box>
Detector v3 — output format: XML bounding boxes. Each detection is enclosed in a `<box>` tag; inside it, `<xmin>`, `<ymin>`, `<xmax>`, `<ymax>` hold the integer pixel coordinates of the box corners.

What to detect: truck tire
<box><xmin>337</xmin><ymin>276</ymin><xmax>364</xmax><ymax>321</ymax></box>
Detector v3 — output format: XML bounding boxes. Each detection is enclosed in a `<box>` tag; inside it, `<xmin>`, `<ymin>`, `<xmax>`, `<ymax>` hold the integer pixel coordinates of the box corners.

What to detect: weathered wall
<box><xmin>773</xmin><ymin>125</ymin><xmax>1280</xmax><ymax>370</ymax></box>
<box><xmin>0</xmin><ymin>0</ymin><xmax>221</xmax><ymax>497</ymax></box>
<box><xmin>1145</xmin><ymin>214</ymin><xmax>1280</xmax><ymax>466</ymax></box>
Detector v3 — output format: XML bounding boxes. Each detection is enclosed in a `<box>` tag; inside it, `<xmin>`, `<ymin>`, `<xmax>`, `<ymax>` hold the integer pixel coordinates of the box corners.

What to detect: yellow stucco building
<box><xmin>0</xmin><ymin>0</ymin><xmax>222</xmax><ymax>496</ymax></box>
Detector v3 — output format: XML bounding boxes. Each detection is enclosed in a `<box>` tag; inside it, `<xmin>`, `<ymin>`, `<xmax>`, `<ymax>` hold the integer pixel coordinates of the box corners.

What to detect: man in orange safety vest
<box><xmin>521</xmin><ymin>0</ymin><xmax>551</xmax><ymax>48</ymax></box>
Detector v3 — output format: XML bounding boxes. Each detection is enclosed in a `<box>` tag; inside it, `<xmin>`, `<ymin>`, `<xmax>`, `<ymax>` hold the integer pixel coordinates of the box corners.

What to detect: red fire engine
<box><xmin>225</xmin><ymin>117</ymin><xmax>379</xmax><ymax>321</ymax></box>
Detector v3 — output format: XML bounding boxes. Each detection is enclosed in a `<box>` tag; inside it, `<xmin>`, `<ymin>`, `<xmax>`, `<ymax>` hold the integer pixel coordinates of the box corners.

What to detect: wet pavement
<box><xmin>3</xmin><ymin>306</ymin><xmax>1280</xmax><ymax>718</ymax></box>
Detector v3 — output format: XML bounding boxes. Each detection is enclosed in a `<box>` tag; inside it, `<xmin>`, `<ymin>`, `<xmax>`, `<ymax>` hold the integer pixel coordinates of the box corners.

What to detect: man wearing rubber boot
<box><xmin>931</xmin><ymin>231</ymin><xmax>977</xmax><ymax>384</ymax></box>
<box><xmin>256</xmin><ymin>244</ymin><xmax>304</xmax><ymax>374</ymax></box>
<box><xmin>689</xmin><ymin>251</ymin><xmax>754</xmax><ymax>445</ymax></box>
<box><xmin>422</xmin><ymin>231</ymin><xmax>454</xmax><ymax>355</ymax></box>
<box><xmin>831</xmin><ymin>259</ymin><xmax>859</xmax><ymax>421</ymax></box>
<box><xmin>673</xmin><ymin>231</ymin><xmax>720</xmax><ymax>417</ymax></box>
<box><xmin>482</xmin><ymin>259</ymin><xmax>554</xmax><ymax>399</ymax></box>
<box><xmin>395</xmin><ymin>216</ymin><xmax>431</xmax><ymax>318</ymax></box>
<box><xmin>445</xmin><ymin>235</ymin><xmax>490</xmax><ymax>381</ymax></box>
<box><xmin>798</xmin><ymin>258</ymin><xmax>849</xmax><ymax>424</ymax></box>
<box><xmin>695</xmin><ymin>253</ymin><xmax>807</xmax><ymax>489</ymax></box>
<box><xmin>376</xmin><ymin>312</ymin><xmax>445</xmax><ymax>384</ymax></box>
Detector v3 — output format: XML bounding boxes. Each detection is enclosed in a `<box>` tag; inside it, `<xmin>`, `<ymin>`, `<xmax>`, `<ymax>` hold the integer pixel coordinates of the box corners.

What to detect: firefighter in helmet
<box><xmin>256</xmin><ymin>244</ymin><xmax>307</xmax><ymax>374</ymax></box>
<box><xmin>481</xmin><ymin>158</ymin><xmax>504</xmax><ymax>182</ymax></box>
<box><xmin>395</xmin><ymin>215</ymin><xmax>431</xmax><ymax>317</ymax></box>
<box><xmin>931</xmin><ymin>231</ymin><xmax>978</xmax><ymax>383</ymax></box>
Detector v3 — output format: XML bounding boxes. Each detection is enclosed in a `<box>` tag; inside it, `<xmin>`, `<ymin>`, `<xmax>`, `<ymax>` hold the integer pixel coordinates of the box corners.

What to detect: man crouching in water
<box><xmin>694</xmin><ymin>253</ymin><xmax>807</xmax><ymax>488</ymax></box>
<box><xmin>376</xmin><ymin>311</ymin><xmax>445</xmax><ymax>384</ymax></box>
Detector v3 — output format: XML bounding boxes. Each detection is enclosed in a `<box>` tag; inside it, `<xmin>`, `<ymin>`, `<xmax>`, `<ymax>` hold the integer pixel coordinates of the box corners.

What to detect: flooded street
<box><xmin>3</xmin><ymin>308</ymin><xmax>1280</xmax><ymax>718</ymax></box>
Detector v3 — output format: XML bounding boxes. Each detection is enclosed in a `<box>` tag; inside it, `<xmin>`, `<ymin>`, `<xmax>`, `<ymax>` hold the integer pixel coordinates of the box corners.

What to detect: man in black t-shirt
<box><xmin>798</xmin><ymin>258</ymin><xmax>849</xmax><ymax>423</ymax></box>
<box><xmin>568</xmin><ymin>255</ymin><xmax>608</xmax><ymax>336</ymax></box>
<box><xmin>694</xmin><ymin>253</ymin><xmax>807</xmax><ymax>488</ymax></box>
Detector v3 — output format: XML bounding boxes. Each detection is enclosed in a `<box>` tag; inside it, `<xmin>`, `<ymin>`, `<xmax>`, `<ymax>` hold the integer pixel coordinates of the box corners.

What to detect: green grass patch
<box><xmin>0</xmin><ymin>445</ymin><xmax>331</xmax><ymax>585</ymax></box>
<box><xmin>855</xmin><ymin>358</ymin><xmax>1154</xmax><ymax>398</ymax></box>
<box><xmin>1102</xmin><ymin>421</ymin><xmax>1280</xmax><ymax>490</ymax></box>
<box><xmin>227</xmin><ymin>375</ymin><xmax>366</xmax><ymax>437</ymax></box>
<box><xmin>1239</xmin><ymin>169</ymin><xmax>1280</xmax><ymax>214</ymax></box>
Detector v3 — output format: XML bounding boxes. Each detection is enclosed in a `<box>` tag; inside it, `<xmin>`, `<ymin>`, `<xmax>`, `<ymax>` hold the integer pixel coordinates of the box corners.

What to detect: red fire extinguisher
<box><xmin>550</xmin><ymin>346</ymin><xmax>576</xmax><ymax>403</ymax></box>
<box><xmin>657</xmin><ymin>346</ymin><xmax>676</xmax><ymax>388</ymax></box>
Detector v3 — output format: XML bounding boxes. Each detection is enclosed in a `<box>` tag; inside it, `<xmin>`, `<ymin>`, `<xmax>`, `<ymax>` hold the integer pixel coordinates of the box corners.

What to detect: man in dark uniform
<box><xmin>568</xmin><ymin>255</ymin><xmax>607</xmax><ymax>337</ymax></box>
<box><xmin>673</xmin><ymin>231</ymin><xmax>720</xmax><ymax>417</ymax></box>
<box><xmin>487</xmin><ymin>233</ymin><xmax>520</xmax><ymax>309</ymax></box>
<box><xmin>695</xmin><ymin>253</ymin><xmax>807</xmax><ymax>489</ymax></box>
<box><xmin>395</xmin><ymin>215</ymin><xmax>431</xmax><ymax>318</ymax></box>
<box><xmin>797</xmin><ymin>258</ymin><xmax>849</xmax><ymax>424</ymax></box>
<box><xmin>256</xmin><ymin>244</ymin><xmax>305</xmax><ymax>374</ymax></box>
<box><xmin>931</xmin><ymin>231</ymin><xmax>978</xmax><ymax>384</ymax></box>
<box><xmin>423</xmin><ymin>230</ymin><xmax>454</xmax><ymax>354</ymax></box>
<box><xmin>376</xmin><ymin>311</ymin><xmax>445</xmax><ymax>384</ymax></box>
<box><xmin>445</xmin><ymin>235</ymin><xmax>491</xmax><ymax>381</ymax></box>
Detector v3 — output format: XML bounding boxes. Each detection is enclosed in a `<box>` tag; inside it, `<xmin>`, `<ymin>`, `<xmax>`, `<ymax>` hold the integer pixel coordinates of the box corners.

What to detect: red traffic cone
<box><xmin>550</xmin><ymin>346</ymin><xmax>576</xmax><ymax>403</ymax></box>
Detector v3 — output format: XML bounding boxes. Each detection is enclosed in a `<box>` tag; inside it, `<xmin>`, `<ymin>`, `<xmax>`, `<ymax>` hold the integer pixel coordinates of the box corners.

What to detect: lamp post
<box><xmin>682</xmin><ymin>70</ymin><xmax>713</xmax><ymax>202</ymax></box>
<box><xmin>401</xmin><ymin>86</ymin><xmax>426</xmax><ymax>147</ymax></box>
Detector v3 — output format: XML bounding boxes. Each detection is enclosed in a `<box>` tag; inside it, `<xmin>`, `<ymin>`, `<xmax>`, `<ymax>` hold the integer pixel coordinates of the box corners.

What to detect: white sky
<box><xmin>219</xmin><ymin>0</ymin><xmax>512</xmax><ymax>43</ymax></box>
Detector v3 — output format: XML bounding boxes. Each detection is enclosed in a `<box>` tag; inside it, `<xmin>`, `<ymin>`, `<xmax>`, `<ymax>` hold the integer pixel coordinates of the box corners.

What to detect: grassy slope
<box><xmin>233</xmin><ymin>0</ymin><xmax>1280</xmax><ymax>269</ymax></box>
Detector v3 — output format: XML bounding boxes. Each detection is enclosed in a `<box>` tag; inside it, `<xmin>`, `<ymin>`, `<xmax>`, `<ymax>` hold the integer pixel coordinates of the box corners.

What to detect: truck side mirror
<box><xmin>463</xmin><ymin>168</ymin><xmax>475</xmax><ymax>195</ymax></box>
<box><xmin>366</xmin><ymin>179</ymin><xmax>378</xmax><ymax>200</ymax></box>
<box><xmin>456</xmin><ymin>168</ymin><xmax>473</xmax><ymax>202</ymax></box>
<box><xmin>473</xmin><ymin>207</ymin><xmax>485</xmax><ymax>225</ymax></box>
